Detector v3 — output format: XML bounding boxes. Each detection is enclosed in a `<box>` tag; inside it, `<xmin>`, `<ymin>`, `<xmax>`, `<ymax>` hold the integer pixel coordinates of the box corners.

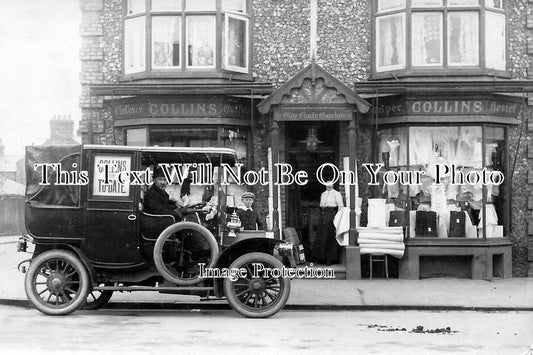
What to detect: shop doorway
<box><xmin>285</xmin><ymin>122</ymin><xmax>339</xmax><ymax>262</ymax></box>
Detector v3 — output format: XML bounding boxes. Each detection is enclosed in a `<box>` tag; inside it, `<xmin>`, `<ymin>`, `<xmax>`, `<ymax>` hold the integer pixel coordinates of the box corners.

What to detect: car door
<box><xmin>82</xmin><ymin>149</ymin><xmax>146</xmax><ymax>266</ymax></box>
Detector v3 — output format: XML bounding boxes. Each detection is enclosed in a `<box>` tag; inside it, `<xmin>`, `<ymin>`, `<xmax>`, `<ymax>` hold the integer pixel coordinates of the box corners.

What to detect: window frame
<box><xmin>223</xmin><ymin>13</ymin><xmax>249</xmax><ymax>73</ymax></box>
<box><xmin>372</xmin><ymin>0</ymin><xmax>507</xmax><ymax>78</ymax></box>
<box><xmin>122</xmin><ymin>0</ymin><xmax>252</xmax><ymax>80</ymax></box>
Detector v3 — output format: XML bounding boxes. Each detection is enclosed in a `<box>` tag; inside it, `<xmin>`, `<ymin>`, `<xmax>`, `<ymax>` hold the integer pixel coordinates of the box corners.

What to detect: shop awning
<box><xmin>90</xmin><ymin>82</ymin><xmax>273</xmax><ymax>97</ymax></box>
<box><xmin>354</xmin><ymin>79</ymin><xmax>533</xmax><ymax>98</ymax></box>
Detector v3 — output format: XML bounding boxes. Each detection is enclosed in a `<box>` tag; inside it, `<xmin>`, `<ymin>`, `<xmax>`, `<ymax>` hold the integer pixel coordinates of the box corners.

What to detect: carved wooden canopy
<box><xmin>258</xmin><ymin>62</ymin><xmax>370</xmax><ymax>114</ymax></box>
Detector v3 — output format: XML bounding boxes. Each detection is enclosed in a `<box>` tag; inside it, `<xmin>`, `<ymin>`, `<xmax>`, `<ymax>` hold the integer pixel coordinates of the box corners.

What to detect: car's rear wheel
<box><xmin>25</xmin><ymin>249</ymin><xmax>90</xmax><ymax>315</ymax></box>
<box><xmin>153</xmin><ymin>222</ymin><xmax>219</xmax><ymax>285</ymax></box>
<box><xmin>224</xmin><ymin>252</ymin><xmax>291</xmax><ymax>318</ymax></box>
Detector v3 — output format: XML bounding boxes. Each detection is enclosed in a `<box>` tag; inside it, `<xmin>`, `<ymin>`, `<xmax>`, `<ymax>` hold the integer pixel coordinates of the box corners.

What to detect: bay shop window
<box><xmin>374</xmin><ymin>0</ymin><xmax>506</xmax><ymax>74</ymax></box>
<box><xmin>371</xmin><ymin>124</ymin><xmax>508</xmax><ymax>240</ymax></box>
<box><xmin>124</xmin><ymin>0</ymin><xmax>250</xmax><ymax>76</ymax></box>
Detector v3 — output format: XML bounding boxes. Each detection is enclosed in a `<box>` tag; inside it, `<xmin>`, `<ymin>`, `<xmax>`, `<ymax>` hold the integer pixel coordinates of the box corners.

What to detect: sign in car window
<box><xmin>92</xmin><ymin>155</ymin><xmax>131</xmax><ymax>197</ymax></box>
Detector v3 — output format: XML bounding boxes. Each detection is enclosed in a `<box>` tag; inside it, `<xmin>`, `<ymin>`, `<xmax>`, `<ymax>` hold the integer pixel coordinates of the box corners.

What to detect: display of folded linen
<box><xmin>358</xmin><ymin>226</ymin><xmax>405</xmax><ymax>258</ymax></box>
<box><xmin>359</xmin><ymin>248</ymin><xmax>404</xmax><ymax>258</ymax></box>
<box><xmin>357</xmin><ymin>233</ymin><xmax>404</xmax><ymax>242</ymax></box>
<box><xmin>358</xmin><ymin>243</ymin><xmax>405</xmax><ymax>250</ymax></box>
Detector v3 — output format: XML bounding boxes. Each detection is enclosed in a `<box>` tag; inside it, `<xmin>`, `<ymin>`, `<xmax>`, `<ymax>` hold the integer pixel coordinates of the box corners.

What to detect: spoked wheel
<box><xmin>153</xmin><ymin>222</ymin><xmax>218</xmax><ymax>286</ymax></box>
<box><xmin>24</xmin><ymin>249</ymin><xmax>90</xmax><ymax>315</ymax></box>
<box><xmin>224</xmin><ymin>252</ymin><xmax>291</xmax><ymax>318</ymax></box>
<box><xmin>82</xmin><ymin>285</ymin><xmax>113</xmax><ymax>310</ymax></box>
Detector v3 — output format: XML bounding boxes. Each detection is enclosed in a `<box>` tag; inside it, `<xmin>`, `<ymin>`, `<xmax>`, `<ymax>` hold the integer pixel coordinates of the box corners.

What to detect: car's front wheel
<box><xmin>82</xmin><ymin>285</ymin><xmax>113</xmax><ymax>310</ymax></box>
<box><xmin>224</xmin><ymin>252</ymin><xmax>291</xmax><ymax>318</ymax></box>
<box><xmin>25</xmin><ymin>249</ymin><xmax>90</xmax><ymax>315</ymax></box>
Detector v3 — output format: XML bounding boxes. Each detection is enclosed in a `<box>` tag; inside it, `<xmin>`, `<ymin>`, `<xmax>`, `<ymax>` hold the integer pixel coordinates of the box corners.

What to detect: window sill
<box><xmin>370</xmin><ymin>68</ymin><xmax>511</xmax><ymax>81</ymax></box>
<box><xmin>120</xmin><ymin>70</ymin><xmax>253</xmax><ymax>83</ymax></box>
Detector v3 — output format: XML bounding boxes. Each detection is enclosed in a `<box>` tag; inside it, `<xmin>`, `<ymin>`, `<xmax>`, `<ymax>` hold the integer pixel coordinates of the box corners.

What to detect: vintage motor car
<box><xmin>17</xmin><ymin>144</ymin><xmax>305</xmax><ymax>318</ymax></box>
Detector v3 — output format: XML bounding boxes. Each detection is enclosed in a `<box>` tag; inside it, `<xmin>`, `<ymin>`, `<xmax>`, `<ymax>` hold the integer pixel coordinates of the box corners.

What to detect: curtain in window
<box><xmin>226</xmin><ymin>16</ymin><xmax>247</xmax><ymax>68</ymax></box>
<box><xmin>378</xmin><ymin>0</ymin><xmax>405</xmax><ymax>12</ymax></box>
<box><xmin>485</xmin><ymin>12</ymin><xmax>505</xmax><ymax>70</ymax></box>
<box><xmin>152</xmin><ymin>17</ymin><xmax>180</xmax><ymax>67</ymax></box>
<box><xmin>187</xmin><ymin>16</ymin><xmax>215</xmax><ymax>67</ymax></box>
<box><xmin>378</xmin><ymin>14</ymin><xmax>405</xmax><ymax>69</ymax></box>
<box><xmin>412</xmin><ymin>13</ymin><xmax>442</xmax><ymax>65</ymax></box>
<box><xmin>124</xmin><ymin>16</ymin><xmax>146</xmax><ymax>73</ymax></box>
<box><xmin>448</xmin><ymin>12</ymin><xmax>479</xmax><ymax>65</ymax></box>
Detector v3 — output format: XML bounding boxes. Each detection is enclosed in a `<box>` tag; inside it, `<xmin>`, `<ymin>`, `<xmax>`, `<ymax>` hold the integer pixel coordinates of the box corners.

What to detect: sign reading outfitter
<box><xmin>111</xmin><ymin>97</ymin><xmax>253</xmax><ymax>120</ymax></box>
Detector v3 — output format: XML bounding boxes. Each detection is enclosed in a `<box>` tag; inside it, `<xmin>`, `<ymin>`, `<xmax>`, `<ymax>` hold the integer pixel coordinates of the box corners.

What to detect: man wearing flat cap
<box><xmin>144</xmin><ymin>167</ymin><xmax>188</xmax><ymax>221</ymax></box>
<box><xmin>237</xmin><ymin>192</ymin><xmax>265</xmax><ymax>230</ymax></box>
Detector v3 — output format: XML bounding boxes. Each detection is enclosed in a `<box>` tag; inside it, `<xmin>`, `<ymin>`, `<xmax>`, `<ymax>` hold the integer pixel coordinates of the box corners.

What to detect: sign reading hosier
<box><xmin>375</xmin><ymin>99</ymin><xmax>520</xmax><ymax>118</ymax></box>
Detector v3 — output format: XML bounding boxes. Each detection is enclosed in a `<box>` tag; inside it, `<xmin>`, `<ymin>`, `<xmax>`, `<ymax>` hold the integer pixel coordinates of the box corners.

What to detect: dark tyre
<box><xmin>25</xmin><ymin>249</ymin><xmax>90</xmax><ymax>315</ymax></box>
<box><xmin>153</xmin><ymin>222</ymin><xmax>219</xmax><ymax>285</ymax></box>
<box><xmin>224</xmin><ymin>252</ymin><xmax>291</xmax><ymax>318</ymax></box>
<box><xmin>82</xmin><ymin>286</ymin><xmax>113</xmax><ymax>310</ymax></box>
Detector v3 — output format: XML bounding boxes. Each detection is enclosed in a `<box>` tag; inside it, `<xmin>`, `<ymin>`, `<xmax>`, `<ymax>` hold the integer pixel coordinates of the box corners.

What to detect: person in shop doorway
<box><xmin>237</xmin><ymin>192</ymin><xmax>265</xmax><ymax>230</ymax></box>
<box><xmin>317</xmin><ymin>181</ymin><xmax>344</xmax><ymax>265</ymax></box>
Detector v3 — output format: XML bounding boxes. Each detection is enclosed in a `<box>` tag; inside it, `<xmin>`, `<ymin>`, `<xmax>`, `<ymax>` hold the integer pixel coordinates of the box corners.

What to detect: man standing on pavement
<box><xmin>317</xmin><ymin>181</ymin><xmax>344</xmax><ymax>265</ymax></box>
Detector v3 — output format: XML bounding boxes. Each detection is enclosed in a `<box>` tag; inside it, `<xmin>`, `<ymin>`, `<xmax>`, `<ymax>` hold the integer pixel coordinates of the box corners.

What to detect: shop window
<box><xmin>124</xmin><ymin>0</ymin><xmax>250</xmax><ymax>76</ymax></box>
<box><xmin>374</xmin><ymin>0</ymin><xmax>506</xmax><ymax>73</ymax></box>
<box><xmin>375</xmin><ymin>125</ymin><xmax>507</xmax><ymax>239</ymax></box>
<box><xmin>126</xmin><ymin>128</ymin><xmax>148</xmax><ymax>146</ymax></box>
<box><xmin>148</xmin><ymin>126</ymin><xmax>249</xmax><ymax>165</ymax></box>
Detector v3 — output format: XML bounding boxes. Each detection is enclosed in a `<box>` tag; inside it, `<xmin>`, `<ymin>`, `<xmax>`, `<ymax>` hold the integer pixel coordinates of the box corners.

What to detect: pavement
<box><xmin>2</xmin><ymin>235</ymin><xmax>533</xmax><ymax>311</ymax></box>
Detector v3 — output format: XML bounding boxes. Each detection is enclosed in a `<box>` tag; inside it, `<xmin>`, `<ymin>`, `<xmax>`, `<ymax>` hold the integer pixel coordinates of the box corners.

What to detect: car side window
<box><xmin>30</xmin><ymin>154</ymin><xmax>81</xmax><ymax>207</ymax></box>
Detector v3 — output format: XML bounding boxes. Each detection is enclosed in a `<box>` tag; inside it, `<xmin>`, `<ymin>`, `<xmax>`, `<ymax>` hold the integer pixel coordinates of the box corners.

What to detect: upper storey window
<box><xmin>124</xmin><ymin>0</ymin><xmax>250</xmax><ymax>76</ymax></box>
<box><xmin>374</xmin><ymin>0</ymin><xmax>505</xmax><ymax>74</ymax></box>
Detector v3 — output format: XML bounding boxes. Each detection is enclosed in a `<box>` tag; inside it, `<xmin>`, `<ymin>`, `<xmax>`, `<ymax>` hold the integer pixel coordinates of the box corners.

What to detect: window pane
<box><xmin>222</xmin><ymin>0</ymin><xmax>246</xmax><ymax>13</ymax></box>
<box><xmin>125</xmin><ymin>16</ymin><xmax>146</xmax><ymax>74</ymax></box>
<box><xmin>187</xmin><ymin>16</ymin><xmax>216</xmax><ymax>67</ymax></box>
<box><xmin>448</xmin><ymin>0</ymin><xmax>478</xmax><ymax>5</ymax></box>
<box><xmin>152</xmin><ymin>0</ymin><xmax>182</xmax><ymax>11</ymax></box>
<box><xmin>485</xmin><ymin>12</ymin><xmax>505</xmax><ymax>70</ymax></box>
<box><xmin>483</xmin><ymin>126</ymin><xmax>505</xmax><ymax>237</ymax></box>
<box><xmin>411</xmin><ymin>0</ymin><xmax>442</xmax><ymax>6</ymax></box>
<box><xmin>150</xmin><ymin>128</ymin><xmax>219</xmax><ymax>147</ymax></box>
<box><xmin>378</xmin><ymin>0</ymin><xmax>405</xmax><ymax>12</ymax></box>
<box><xmin>376</xmin><ymin>14</ymin><xmax>406</xmax><ymax>71</ymax></box>
<box><xmin>186</xmin><ymin>0</ymin><xmax>216</xmax><ymax>11</ymax></box>
<box><xmin>152</xmin><ymin>16</ymin><xmax>181</xmax><ymax>68</ymax></box>
<box><xmin>222</xmin><ymin>128</ymin><xmax>248</xmax><ymax>162</ymax></box>
<box><xmin>408</xmin><ymin>126</ymin><xmax>482</xmax><ymax>238</ymax></box>
<box><xmin>448</xmin><ymin>12</ymin><xmax>479</xmax><ymax>65</ymax></box>
<box><xmin>127</xmin><ymin>128</ymin><xmax>147</xmax><ymax>146</ymax></box>
<box><xmin>486</xmin><ymin>0</ymin><xmax>504</xmax><ymax>9</ymax></box>
<box><xmin>32</xmin><ymin>154</ymin><xmax>80</xmax><ymax>206</ymax></box>
<box><xmin>225</xmin><ymin>16</ymin><xmax>247</xmax><ymax>69</ymax></box>
<box><xmin>412</xmin><ymin>13</ymin><xmax>442</xmax><ymax>66</ymax></box>
<box><xmin>127</xmin><ymin>0</ymin><xmax>145</xmax><ymax>15</ymax></box>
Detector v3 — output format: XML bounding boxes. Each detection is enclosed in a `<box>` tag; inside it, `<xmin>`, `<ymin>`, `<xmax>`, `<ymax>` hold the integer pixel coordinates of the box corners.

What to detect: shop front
<box><xmin>259</xmin><ymin>63</ymin><xmax>370</xmax><ymax>279</ymax></box>
<box><xmin>355</xmin><ymin>80</ymin><xmax>526</xmax><ymax>279</ymax></box>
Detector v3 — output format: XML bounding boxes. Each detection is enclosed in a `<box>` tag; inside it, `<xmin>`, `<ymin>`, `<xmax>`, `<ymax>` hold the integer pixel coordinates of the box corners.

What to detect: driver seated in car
<box><xmin>144</xmin><ymin>168</ymin><xmax>194</xmax><ymax>221</ymax></box>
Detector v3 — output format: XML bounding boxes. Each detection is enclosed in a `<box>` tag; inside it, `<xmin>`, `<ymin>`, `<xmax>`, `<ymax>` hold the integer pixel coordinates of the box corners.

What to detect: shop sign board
<box><xmin>273</xmin><ymin>107</ymin><xmax>353</xmax><ymax>121</ymax></box>
<box><xmin>374</xmin><ymin>99</ymin><xmax>520</xmax><ymax>118</ymax></box>
<box><xmin>112</xmin><ymin>97</ymin><xmax>253</xmax><ymax>120</ymax></box>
